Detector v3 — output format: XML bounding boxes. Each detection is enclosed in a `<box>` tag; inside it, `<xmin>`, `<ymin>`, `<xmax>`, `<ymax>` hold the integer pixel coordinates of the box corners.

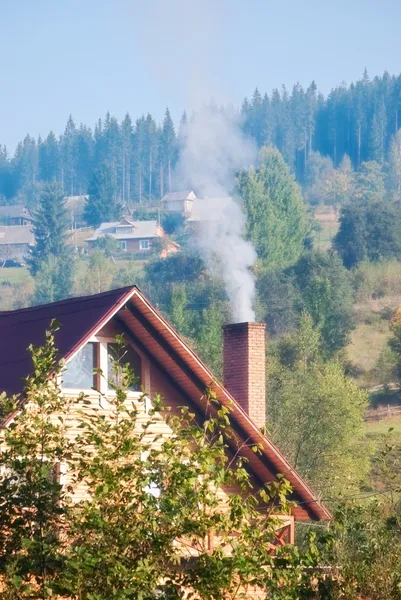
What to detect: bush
<box><xmin>335</xmin><ymin>201</ymin><xmax>401</xmax><ymax>268</ymax></box>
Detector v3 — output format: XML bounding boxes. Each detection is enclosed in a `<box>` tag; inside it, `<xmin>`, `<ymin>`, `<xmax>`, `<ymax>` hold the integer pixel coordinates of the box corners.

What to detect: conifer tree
<box><xmin>388</xmin><ymin>129</ymin><xmax>401</xmax><ymax>198</ymax></box>
<box><xmin>38</xmin><ymin>131</ymin><xmax>60</xmax><ymax>182</ymax></box>
<box><xmin>83</xmin><ymin>163</ymin><xmax>121</xmax><ymax>227</ymax></box>
<box><xmin>161</xmin><ymin>107</ymin><xmax>177</xmax><ymax>193</ymax></box>
<box><xmin>28</xmin><ymin>182</ymin><xmax>74</xmax><ymax>302</ymax></box>
<box><xmin>62</xmin><ymin>115</ymin><xmax>77</xmax><ymax>195</ymax></box>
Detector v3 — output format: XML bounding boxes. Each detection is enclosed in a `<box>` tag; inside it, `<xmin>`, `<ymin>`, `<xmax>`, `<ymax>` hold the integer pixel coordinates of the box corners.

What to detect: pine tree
<box><xmin>161</xmin><ymin>108</ymin><xmax>177</xmax><ymax>194</ymax></box>
<box><xmin>83</xmin><ymin>163</ymin><xmax>120</xmax><ymax>227</ymax></box>
<box><xmin>121</xmin><ymin>113</ymin><xmax>133</xmax><ymax>208</ymax></box>
<box><xmin>28</xmin><ymin>182</ymin><xmax>74</xmax><ymax>302</ymax></box>
<box><xmin>369</xmin><ymin>97</ymin><xmax>387</xmax><ymax>163</ymax></box>
<box><xmin>28</xmin><ymin>182</ymin><xmax>71</xmax><ymax>275</ymax></box>
<box><xmin>62</xmin><ymin>115</ymin><xmax>77</xmax><ymax>195</ymax></box>
<box><xmin>388</xmin><ymin>129</ymin><xmax>401</xmax><ymax>199</ymax></box>
<box><xmin>38</xmin><ymin>132</ymin><xmax>60</xmax><ymax>182</ymax></box>
<box><xmin>75</xmin><ymin>124</ymin><xmax>94</xmax><ymax>194</ymax></box>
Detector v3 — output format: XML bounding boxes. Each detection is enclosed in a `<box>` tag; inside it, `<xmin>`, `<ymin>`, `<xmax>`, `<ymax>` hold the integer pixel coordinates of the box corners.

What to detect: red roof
<box><xmin>0</xmin><ymin>287</ymin><xmax>135</xmax><ymax>396</ymax></box>
<box><xmin>0</xmin><ymin>286</ymin><xmax>331</xmax><ymax>521</ymax></box>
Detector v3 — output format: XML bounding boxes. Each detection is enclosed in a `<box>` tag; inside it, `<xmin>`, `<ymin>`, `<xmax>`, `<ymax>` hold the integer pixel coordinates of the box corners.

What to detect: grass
<box><xmin>347</xmin><ymin>317</ymin><xmax>390</xmax><ymax>379</ymax></box>
<box><xmin>0</xmin><ymin>267</ymin><xmax>29</xmax><ymax>284</ymax></box>
<box><xmin>365</xmin><ymin>417</ymin><xmax>401</xmax><ymax>437</ymax></box>
<box><xmin>312</xmin><ymin>205</ymin><xmax>339</xmax><ymax>251</ymax></box>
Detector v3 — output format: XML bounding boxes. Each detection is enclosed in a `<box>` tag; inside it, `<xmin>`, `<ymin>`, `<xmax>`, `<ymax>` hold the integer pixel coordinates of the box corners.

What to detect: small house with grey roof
<box><xmin>84</xmin><ymin>218</ymin><xmax>172</xmax><ymax>255</ymax></box>
<box><xmin>160</xmin><ymin>190</ymin><xmax>196</xmax><ymax>216</ymax></box>
<box><xmin>0</xmin><ymin>205</ymin><xmax>33</xmax><ymax>226</ymax></box>
<box><xmin>0</xmin><ymin>225</ymin><xmax>35</xmax><ymax>261</ymax></box>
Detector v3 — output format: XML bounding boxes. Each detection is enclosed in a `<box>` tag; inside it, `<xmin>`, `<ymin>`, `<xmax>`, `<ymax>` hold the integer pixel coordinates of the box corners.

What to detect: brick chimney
<box><xmin>223</xmin><ymin>322</ymin><xmax>266</xmax><ymax>429</ymax></box>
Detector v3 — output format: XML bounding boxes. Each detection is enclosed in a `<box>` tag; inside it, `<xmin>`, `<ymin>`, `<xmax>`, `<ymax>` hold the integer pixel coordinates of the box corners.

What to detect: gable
<box><xmin>0</xmin><ymin>287</ymin><xmax>135</xmax><ymax>397</ymax></box>
<box><xmin>0</xmin><ymin>286</ymin><xmax>330</xmax><ymax>521</ymax></box>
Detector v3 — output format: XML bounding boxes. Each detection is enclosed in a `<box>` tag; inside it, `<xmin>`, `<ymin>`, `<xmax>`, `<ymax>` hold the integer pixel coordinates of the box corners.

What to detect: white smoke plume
<box><xmin>176</xmin><ymin>107</ymin><xmax>257</xmax><ymax>322</ymax></box>
<box><xmin>132</xmin><ymin>0</ymin><xmax>258</xmax><ymax>321</ymax></box>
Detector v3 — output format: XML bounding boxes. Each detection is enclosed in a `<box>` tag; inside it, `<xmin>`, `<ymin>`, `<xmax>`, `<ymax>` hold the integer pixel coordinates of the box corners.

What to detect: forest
<box><xmin>1</xmin><ymin>69</ymin><xmax>401</xmax><ymax>205</ymax></box>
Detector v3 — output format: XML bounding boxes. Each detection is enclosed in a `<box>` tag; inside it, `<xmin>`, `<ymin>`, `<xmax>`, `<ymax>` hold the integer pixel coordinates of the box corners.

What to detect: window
<box><xmin>63</xmin><ymin>343</ymin><xmax>96</xmax><ymax>389</ymax></box>
<box><xmin>107</xmin><ymin>343</ymin><xmax>142</xmax><ymax>391</ymax></box>
<box><xmin>139</xmin><ymin>239</ymin><xmax>150</xmax><ymax>250</ymax></box>
<box><xmin>116</xmin><ymin>226</ymin><xmax>133</xmax><ymax>234</ymax></box>
<box><xmin>117</xmin><ymin>240</ymin><xmax>127</xmax><ymax>251</ymax></box>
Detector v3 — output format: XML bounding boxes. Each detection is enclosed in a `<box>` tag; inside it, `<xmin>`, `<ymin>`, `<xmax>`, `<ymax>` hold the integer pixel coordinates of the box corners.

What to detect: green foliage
<box><xmin>144</xmin><ymin>250</ymin><xmax>207</xmax><ymax>307</ymax></box>
<box><xmin>257</xmin><ymin>250</ymin><xmax>355</xmax><ymax>354</ymax></box>
<box><xmin>33</xmin><ymin>255</ymin><xmax>74</xmax><ymax>305</ymax></box>
<box><xmin>27</xmin><ymin>182</ymin><xmax>74</xmax><ymax>302</ymax></box>
<box><xmin>0</xmin><ymin>330</ymin><xmax>322</xmax><ymax>599</ymax></box>
<box><xmin>268</xmin><ymin>314</ymin><xmax>369</xmax><ymax>497</ymax></box>
<box><xmin>238</xmin><ymin>147</ymin><xmax>310</xmax><ymax>271</ymax></box>
<box><xmin>91</xmin><ymin>234</ymin><xmax>119</xmax><ymax>257</ymax></box>
<box><xmin>0</xmin><ymin>323</ymin><xmax>71</xmax><ymax>597</ymax></box>
<box><xmin>388</xmin><ymin>310</ymin><xmax>401</xmax><ymax>384</ymax></box>
<box><xmin>354</xmin><ymin>160</ymin><xmax>385</xmax><ymax>204</ymax></box>
<box><xmin>317</xmin><ymin>437</ymin><xmax>401</xmax><ymax>599</ymax></box>
<box><xmin>256</xmin><ymin>268</ymin><xmax>301</xmax><ymax>336</ymax></box>
<box><xmin>28</xmin><ymin>182</ymin><xmax>71</xmax><ymax>276</ymax></box>
<box><xmin>160</xmin><ymin>211</ymin><xmax>185</xmax><ymax>235</ymax></box>
<box><xmin>335</xmin><ymin>201</ymin><xmax>401</xmax><ymax>268</ymax></box>
<box><xmin>388</xmin><ymin>129</ymin><xmax>401</xmax><ymax>199</ymax></box>
<box><xmin>169</xmin><ymin>285</ymin><xmax>190</xmax><ymax>337</ymax></box>
<box><xmin>304</xmin><ymin>151</ymin><xmax>334</xmax><ymax>205</ymax></box>
<box><xmin>195</xmin><ymin>303</ymin><xmax>225</xmax><ymax>379</ymax></box>
<box><xmin>77</xmin><ymin>250</ymin><xmax>115</xmax><ymax>295</ymax></box>
<box><xmin>290</xmin><ymin>250</ymin><xmax>355</xmax><ymax>355</ymax></box>
<box><xmin>83</xmin><ymin>163</ymin><xmax>121</xmax><ymax>227</ymax></box>
<box><xmin>112</xmin><ymin>260</ymin><xmax>143</xmax><ymax>289</ymax></box>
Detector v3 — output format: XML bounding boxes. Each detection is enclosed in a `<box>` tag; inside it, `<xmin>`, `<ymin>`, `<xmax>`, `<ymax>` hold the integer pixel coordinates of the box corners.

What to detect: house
<box><xmin>160</xmin><ymin>190</ymin><xmax>196</xmax><ymax>216</ymax></box>
<box><xmin>0</xmin><ymin>205</ymin><xmax>33</xmax><ymax>226</ymax></box>
<box><xmin>186</xmin><ymin>196</ymin><xmax>231</xmax><ymax>224</ymax></box>
<box><xmin>85</xmin><ymin>218</ymin><xmax>166</xmax><ymax>254</ymax></box>
<box><xmin>0</xmin><ymin>225</ymin><xmax>34</xmax><ymax>261</ymax></box>
<box><xmin>0</xmin><ymin>286</ymin><xmax>330</xmax><ymax>544</ymax></box>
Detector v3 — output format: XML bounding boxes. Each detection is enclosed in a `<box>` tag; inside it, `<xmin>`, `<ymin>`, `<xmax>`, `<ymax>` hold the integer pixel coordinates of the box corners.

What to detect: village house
<box><xmin>0</xmin><ymin>286</ymin><xmax>330</xmax><ymax>548</ymax></box>
<box><xmin>186</xmin><ymin>196</ymin><xmax>231</xmax><ymax>225</ymax></box>
<box><xmin>0</xmin><ymin>205</ymin><xmax>32</xmax><ymax>226</ymax></box>
<box><xmin>0</xmin><ymin>225</ymin><xmax>34</xmax><ymax>261</ymax></box>
<box><xmin>160</xmin><ymin>190</ymin><xmax>196</xmax><ymax>216</ymax></box>
<box><xmin>84</xmin><ymin>218</ymin><xmax>178</xmax><ymax>256</ymax></box>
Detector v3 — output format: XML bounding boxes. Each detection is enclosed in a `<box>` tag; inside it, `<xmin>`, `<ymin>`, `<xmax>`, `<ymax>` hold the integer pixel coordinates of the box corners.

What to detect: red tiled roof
<box><xmin>0</xmin><ymin>286</ymin><xmax>331</xmax><ymax>521</ymax></box>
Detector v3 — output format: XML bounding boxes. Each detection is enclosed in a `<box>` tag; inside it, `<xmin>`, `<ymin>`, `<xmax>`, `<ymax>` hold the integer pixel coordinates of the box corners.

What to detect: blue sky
<box><xmin>1</xmin><ymin>0</ymin><xmax>401</xmax><ymax>151</ymax></box>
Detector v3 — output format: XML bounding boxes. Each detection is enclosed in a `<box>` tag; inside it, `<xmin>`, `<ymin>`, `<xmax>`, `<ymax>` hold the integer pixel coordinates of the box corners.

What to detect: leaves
<box><xmin>0</xmin><ymin>328</ymin><xmax>322</xmax><ymax>599</ymax></box>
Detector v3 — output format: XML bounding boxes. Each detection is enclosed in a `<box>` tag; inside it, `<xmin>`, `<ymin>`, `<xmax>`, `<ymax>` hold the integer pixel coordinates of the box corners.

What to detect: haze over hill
<box><xmin>1</xmin><ymin>0</ymin><xmax>401</xmax><ymax>150</ymax></box>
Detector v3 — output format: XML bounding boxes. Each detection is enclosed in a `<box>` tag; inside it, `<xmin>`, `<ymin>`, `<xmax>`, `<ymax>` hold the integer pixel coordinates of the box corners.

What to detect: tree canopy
<box><xmin>238</xmin><ymin>147</ymin><xmax>310</xmax><ymax>271</ymax></box>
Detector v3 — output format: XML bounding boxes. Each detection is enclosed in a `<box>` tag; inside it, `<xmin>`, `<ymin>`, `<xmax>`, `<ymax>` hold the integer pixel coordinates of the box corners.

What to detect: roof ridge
<box><xmin>0</xmin><ymin>285</ymin><xmax>137</xmax><ymax>317</ymax></box>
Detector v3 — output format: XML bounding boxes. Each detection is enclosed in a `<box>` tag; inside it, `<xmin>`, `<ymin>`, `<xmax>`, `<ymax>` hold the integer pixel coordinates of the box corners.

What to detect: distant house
<box><xmin>0</xmin><ymin>226</ymin><xmax>34</xmax><ymax>261</ymax></box>
<box><xmin>85</xmin><ymin>218</ymin><xmax>170</xmax><ymax>254</ymax></box>
<box><xmin>186</xmin><ymin>196</ymin><xmax>231</xmax><ymax>224</ymax></box>
<box><xmin>0</xmin><ymin>205</ymin><xmax>33</xmax><ymax>226</ymax></box>
<box><xmin>160</xmin><ymin>190</ymin><xmax>196</xmax><ymax>215</ymax></box>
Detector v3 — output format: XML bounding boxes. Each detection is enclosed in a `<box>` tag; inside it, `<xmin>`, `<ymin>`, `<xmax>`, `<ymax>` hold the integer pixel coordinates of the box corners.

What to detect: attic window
<box><xmin>107</xmin><ymin>343</ymin><xmax>141</xmax><ymax>391</ymax></box>
<box><xmin>116</xmin><ymin>226</ymin><xmax>133</xmax><ymax>234</ymax></box>
<box><xmin>63</xmin><ymin>343</ymin><xmax>96</xmax><ymax>389</ymax></box>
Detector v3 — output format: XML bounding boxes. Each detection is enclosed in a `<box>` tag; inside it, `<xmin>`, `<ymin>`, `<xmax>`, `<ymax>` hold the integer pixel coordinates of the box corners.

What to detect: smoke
<box><xmin>176</xmin><ymin>106</ymin><xmax>257</xmax><ymax>322</ymax></box>
<box><xmin>131</xmin><ymin>0</ymin><xmax>258</xmax><ymax>321</ymax></box>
